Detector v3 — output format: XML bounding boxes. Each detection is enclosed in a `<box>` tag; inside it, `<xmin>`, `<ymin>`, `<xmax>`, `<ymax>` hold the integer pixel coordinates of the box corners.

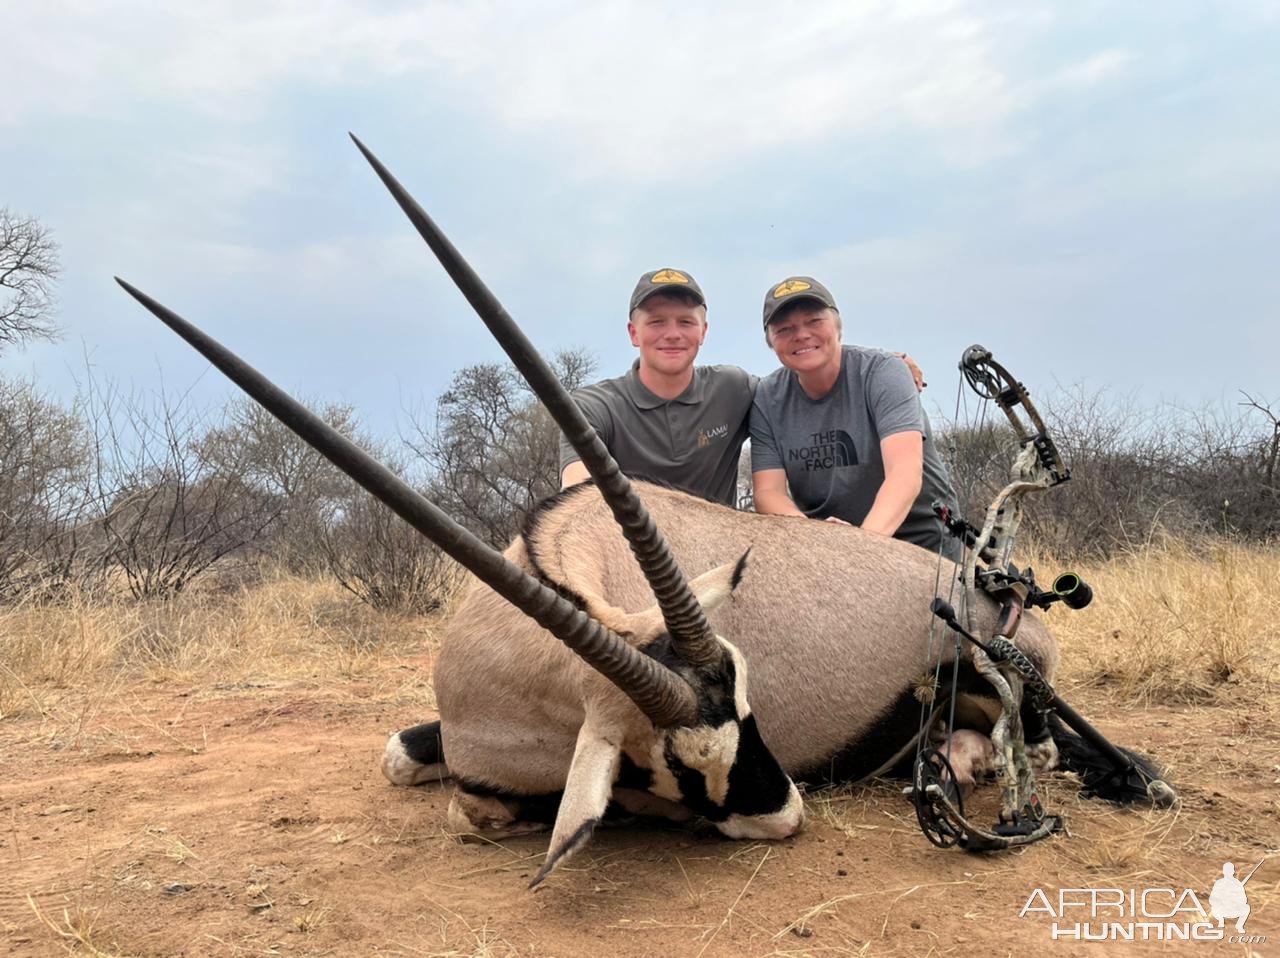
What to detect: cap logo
<box><xmin>773</xmin><ymin>279</ymin><xmax>812</xmax><ymax>298</ymax></box>
<box><xmin>651</xmin><ymin>269</ymin><xmax>690</xmax><ymax>284</ymax></box>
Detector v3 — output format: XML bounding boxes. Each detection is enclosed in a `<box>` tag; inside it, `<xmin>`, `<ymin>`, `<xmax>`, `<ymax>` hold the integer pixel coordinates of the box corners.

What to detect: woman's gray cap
<box><xmin>762</xmin><ymin>276</ymin><xmax>837</xmax><ymax>329</ymax></box>
<box><xmin>630</xmin><ymin>268</ymin><xmax>706</xmax><ymax>311</ymax></box>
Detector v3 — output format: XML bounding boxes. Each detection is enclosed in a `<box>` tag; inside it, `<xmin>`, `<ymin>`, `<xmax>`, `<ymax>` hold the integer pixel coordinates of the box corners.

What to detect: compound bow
<box><xmin>911</xmin><ymin>346</ymin><xmax>1176</xmax><ymax>852</ymax></box>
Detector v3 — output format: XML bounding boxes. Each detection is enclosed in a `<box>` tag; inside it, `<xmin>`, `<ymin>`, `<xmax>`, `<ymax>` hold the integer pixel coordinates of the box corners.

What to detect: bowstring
<box><xmin>917</xmin><ymin>371</ymin><xmax>973</xmax><ymax>773</ymax></box>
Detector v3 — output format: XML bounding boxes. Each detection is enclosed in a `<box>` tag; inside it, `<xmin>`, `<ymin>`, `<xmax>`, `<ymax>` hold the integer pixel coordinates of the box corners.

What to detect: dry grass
<box><xmin>25</xmin><ymin>896</ymin><xmax>128</xmax><ymax>958</ymax></box>
<box><xmin>1042</xmin><ymin>537</ymin><xmax>1280</xmax><ymax>703</ymax></box>
<box><xmin>0</xmin><ymin>566</ymin><xmax>453</xmax><ymax>728</ymax></box>
<box><xmin>4</xmin><ymin>542</ymin><xmax>1276</xmax><ymax>727</ymax></box>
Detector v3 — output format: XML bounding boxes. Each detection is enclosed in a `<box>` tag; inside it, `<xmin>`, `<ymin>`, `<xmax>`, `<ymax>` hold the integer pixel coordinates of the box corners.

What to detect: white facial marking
<box><xmin>670</xmin><ymin>722</ymin><xmax>739</xmax><ymax>806</ymax></box>
<box><xmin>725</xmin><ymin>642</ymin><xmax>751</xmax><ymax>721</ymax></box>
<box><xmin>648</xmin><ymin>740</ymin><xmax>684</xmax><ymax>802</ymax></box>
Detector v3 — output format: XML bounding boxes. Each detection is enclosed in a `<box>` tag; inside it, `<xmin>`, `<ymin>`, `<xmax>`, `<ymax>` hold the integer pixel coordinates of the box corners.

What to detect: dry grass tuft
<box><xmin>292</xmin><ymin>902</ymin><xmax>331</xmax><ymax>933</ymax></box>
<box><xmin>25</xmin><ymin>896</ymin><xmax>128</xmax><ymax>958</ymax></box>
<box><xmin>0</xmin><ymin>566</ymin><xmax>450</xmax><ymax>727</ymax></box>
<box><xmin>1040</xmin><ymin>538</ymin><xmax>1280</xmax><ymax>704</ymax></box>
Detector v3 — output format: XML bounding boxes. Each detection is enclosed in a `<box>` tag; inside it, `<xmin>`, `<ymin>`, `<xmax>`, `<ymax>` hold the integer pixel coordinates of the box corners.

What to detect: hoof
<box><xmin>382</xmin><ymin>732</ymin><xmax>449</xmax><ymax>786</ymax></box>
<box><xmin>1147</xmin><ymin>779</ymin><xmax>1178</xmax><ymax>808</ymax></box>
<box><xmin>1026</xmin><ymin>737</ymin><xmax>1060</xmax><ymax>773</ymax></box>
<box><xmin>447</xmin><ymin>790</ymin><xmax>548</xmax><ymax>837</ymax></box>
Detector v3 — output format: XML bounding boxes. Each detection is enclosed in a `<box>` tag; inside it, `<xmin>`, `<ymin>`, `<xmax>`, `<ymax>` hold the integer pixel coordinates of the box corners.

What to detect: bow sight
<box><xmin>912</xmin><ymin>345</ymin><xmax>1176</xmax><ymax>853</ymax></box>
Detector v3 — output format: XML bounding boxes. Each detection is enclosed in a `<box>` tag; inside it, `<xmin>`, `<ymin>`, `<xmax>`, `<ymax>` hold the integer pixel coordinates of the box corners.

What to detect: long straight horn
<box><xmin>115</xmin><ymin>278</ymin><xmax>698</xmax><ymax>727</ymax></box>
<box><xmin>349</xmin><ymin>134</ymin><xmax>721</xmax><ymax>668</ymax></box>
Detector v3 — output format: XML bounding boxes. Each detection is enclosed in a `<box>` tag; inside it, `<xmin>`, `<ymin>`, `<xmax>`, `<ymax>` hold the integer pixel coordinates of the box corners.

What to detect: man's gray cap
<box><xmin>630</xmin><ymin>268</ymin><xmax>706</xmax><ymax>312</ymax></box>
<box><xmin>762</xmin><ymin>276</ymin><xmax>837</xmax><ymax>329</ymax></box>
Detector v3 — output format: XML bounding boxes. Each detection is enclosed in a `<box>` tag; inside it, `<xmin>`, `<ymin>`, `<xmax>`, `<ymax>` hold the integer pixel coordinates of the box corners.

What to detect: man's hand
<box><xmin>893</xmin><ymin>352</ymin><xmax>926</xmax><ymax>391</ymax></box>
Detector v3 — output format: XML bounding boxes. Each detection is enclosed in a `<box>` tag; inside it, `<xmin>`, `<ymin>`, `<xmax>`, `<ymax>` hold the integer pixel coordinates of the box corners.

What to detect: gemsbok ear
<box><xmin>530</xmin><ymin>717</ymin><xmax>623</xmax><ymax>889</ymax></box>
<box><xmin>579</xmin><ymin>550</ymin><xmax>752</xmax><ymax>646</ymax></box>
<box><xmin>686</xmin><ymin>549</ymin><xmax>751</xmax><ymax>617</ymax></box>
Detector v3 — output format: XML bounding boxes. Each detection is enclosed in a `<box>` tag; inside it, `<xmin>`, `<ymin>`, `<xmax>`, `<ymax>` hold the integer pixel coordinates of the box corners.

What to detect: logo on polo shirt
<box><xmin>697</xmin><ymin>423</ymin><xmax>729</xmax><ymax>447</ymax></box>
<box><xmin>787</xmin><ymin>429</ymin><xmax>857</xmax><ymax>471</ymax></box>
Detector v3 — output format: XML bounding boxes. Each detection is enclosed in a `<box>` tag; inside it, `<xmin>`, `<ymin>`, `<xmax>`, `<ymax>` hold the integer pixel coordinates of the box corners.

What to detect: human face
<box><xmin>628</xmin><ymin>296</ymin><xmax>708</xmax><ymax>378</ymax></box>
<box><xmin>766</xmin><ymin>304</ymin><xmax>842</xmax><ymax>376</ymax></box>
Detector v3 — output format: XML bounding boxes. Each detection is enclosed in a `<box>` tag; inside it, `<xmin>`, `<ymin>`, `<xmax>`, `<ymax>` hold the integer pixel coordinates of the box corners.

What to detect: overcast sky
<box><xmin>2</xmin><ymin>1</ymin><xmax>1277</xmax><ymax>435</ymax></box>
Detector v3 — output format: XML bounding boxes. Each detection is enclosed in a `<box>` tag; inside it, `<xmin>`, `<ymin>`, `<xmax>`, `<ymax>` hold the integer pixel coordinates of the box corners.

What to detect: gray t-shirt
<box><xmin>560</xmin><ymin>361</ymin><xmax>754</xmax><ymax>506</ymax></box>
<box><xmin>750</xmin><ymin>345</ymin><xmax>960</xmax><ymax>558</ymax></box>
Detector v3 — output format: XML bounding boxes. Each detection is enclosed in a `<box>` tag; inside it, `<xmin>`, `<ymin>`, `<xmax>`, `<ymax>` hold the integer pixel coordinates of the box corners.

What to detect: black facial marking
<box><xmin>662</xmin><ymin>743</ymin><xmax>723</xmax><ymax>821</ymax></box>
<box><xmin>640</xmin><ymin>635</ymin><xmax>736</xmax><ymax>722</ymax></box>
<box><xmin>643</xmin><ymin>644</ymin><xmax>795</xmax><ymax>820</ymax></box>
<box><xmin>617</xmin><ymin>753</ymin><xmax>654</xmax><ymax>791</ymax></box>
<box><xmin>397</xmin><ymin>720</ymin><xmax>445</xmax><ymax>766</ymax></box>
<box><xmin>724</xmin><ymin>715</ymin><xmax>793</xmax><ymax>816</ymax></box>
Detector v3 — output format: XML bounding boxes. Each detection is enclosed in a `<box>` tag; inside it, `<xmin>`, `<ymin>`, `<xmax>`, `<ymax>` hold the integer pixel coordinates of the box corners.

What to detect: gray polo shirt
<box><xmin>750</xmin><ymin>345</ymin><xmax>960</xmax><ymax>559</ymax></box>
<box><xmin>560</xmin><ymin>361</ymin><xmax>754</xmax><ymax>505</ymax></box>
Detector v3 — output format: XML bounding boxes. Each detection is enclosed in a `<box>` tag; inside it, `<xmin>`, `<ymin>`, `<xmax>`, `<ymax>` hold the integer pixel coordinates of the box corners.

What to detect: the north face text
<box><xmin>787</xmin><ymin>429</ymin><xmax>858</xmax><ymax>471</ymax></box>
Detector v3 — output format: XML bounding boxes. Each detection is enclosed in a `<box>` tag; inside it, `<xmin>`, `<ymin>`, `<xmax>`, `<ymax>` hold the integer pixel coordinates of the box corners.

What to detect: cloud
<box><xmin>4</xmin><ymin>1</ymin><xmax>1028</xmax><ymax>179</ymax></box>
<box><xmin>1052</xmin><ymin>49</ymin><xmax>1133</xmax><ymax>89</ymax></box>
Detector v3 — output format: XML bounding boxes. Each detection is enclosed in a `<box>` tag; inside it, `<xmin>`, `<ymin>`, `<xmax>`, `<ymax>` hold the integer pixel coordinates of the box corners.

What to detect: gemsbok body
<box><xmin>383</xmin><ymin>479</ymin><xmax>1078</xmax><ymax>869</ymax></box>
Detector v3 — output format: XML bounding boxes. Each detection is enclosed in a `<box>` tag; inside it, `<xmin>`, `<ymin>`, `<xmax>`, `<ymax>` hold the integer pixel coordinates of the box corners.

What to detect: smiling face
<box><xmin>628</xmin><ymin>293</ymin><xmax>708</xmax><ymax>380</ymax></box>
<box><xmin>766</xmin><ymin>301</ymin><xmax>843</xmax><ymax>377</ymax></box>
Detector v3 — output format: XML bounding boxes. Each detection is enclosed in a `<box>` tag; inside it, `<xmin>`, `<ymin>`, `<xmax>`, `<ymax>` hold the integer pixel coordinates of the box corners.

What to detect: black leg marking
<box><xmin>529</xmin><ymin>818</ymin><xmax>599</xmax><ymax>889</ymax></box>
<box><xmin>398</xmin><ymin>721</ymin><xmax>445</xmax><ymax>766</ymax></box>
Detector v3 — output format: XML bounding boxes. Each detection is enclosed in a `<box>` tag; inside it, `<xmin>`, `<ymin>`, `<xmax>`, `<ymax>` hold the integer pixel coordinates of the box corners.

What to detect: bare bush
<box><xmin>318</xmin><ymin>449</ymin><xmax>460</xmax><ymax>613</ymax></box>
<box><xmin>320</xmin><ymin>497</ymin><xmax>459</xmax><ymax>614</ymax></box>
<box><xmin>406</xmin><ymin>348</ymin><xmax>596</xmax><ymax>547</ymax></box>
<box><xmin>937</xmin><ymin>385</ymin><xmax>1280</xmax><ymax>559</ymax></box>
<box><xmin>198</xmin><ymin>397</ymin><xmax>359</xmax><ymax>571</ymax></box>
<box><xmin>1171</xmin><ymin>393</ymin><xmax>1280</xmax><ymax>540</ymax></box>
<box><xmin>0</xmin><ymin>376</ymin><xmax>96</xmax><ymax>598</ymax></box>
<box><xmin>84</xmin><ymin>377</ymin><xmax>282</xmax><ymax>599</ymax></box>
<box><xmin>0</xmin><ymin>208</ymin><xmax>61</xmax><ymax>352</ymax></box>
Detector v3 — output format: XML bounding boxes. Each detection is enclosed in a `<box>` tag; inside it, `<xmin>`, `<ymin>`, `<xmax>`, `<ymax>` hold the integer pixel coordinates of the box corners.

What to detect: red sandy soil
<box><xmin>2</xmin><ymin>670</ymin><xmax>1276</xmax><ymax>957</ymax></box>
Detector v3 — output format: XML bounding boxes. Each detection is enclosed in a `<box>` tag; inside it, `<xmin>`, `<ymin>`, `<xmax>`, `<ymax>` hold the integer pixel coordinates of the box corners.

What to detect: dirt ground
<box><xmin>2</xmin><ymin>662</ymin><xmax>1276</xmax><ymax>957</ymax></box>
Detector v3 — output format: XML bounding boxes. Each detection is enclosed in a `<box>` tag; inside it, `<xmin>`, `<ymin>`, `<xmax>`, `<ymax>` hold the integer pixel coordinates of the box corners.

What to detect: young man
<box><xmin>749</xmin><ymin>276</ymin><xmax>962</xmax><ymax>560</ymax></box>
<box><xmin>559</xmin><ymin>268</ymin><xmax>754</xmax><ymax>506</ymax></box>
